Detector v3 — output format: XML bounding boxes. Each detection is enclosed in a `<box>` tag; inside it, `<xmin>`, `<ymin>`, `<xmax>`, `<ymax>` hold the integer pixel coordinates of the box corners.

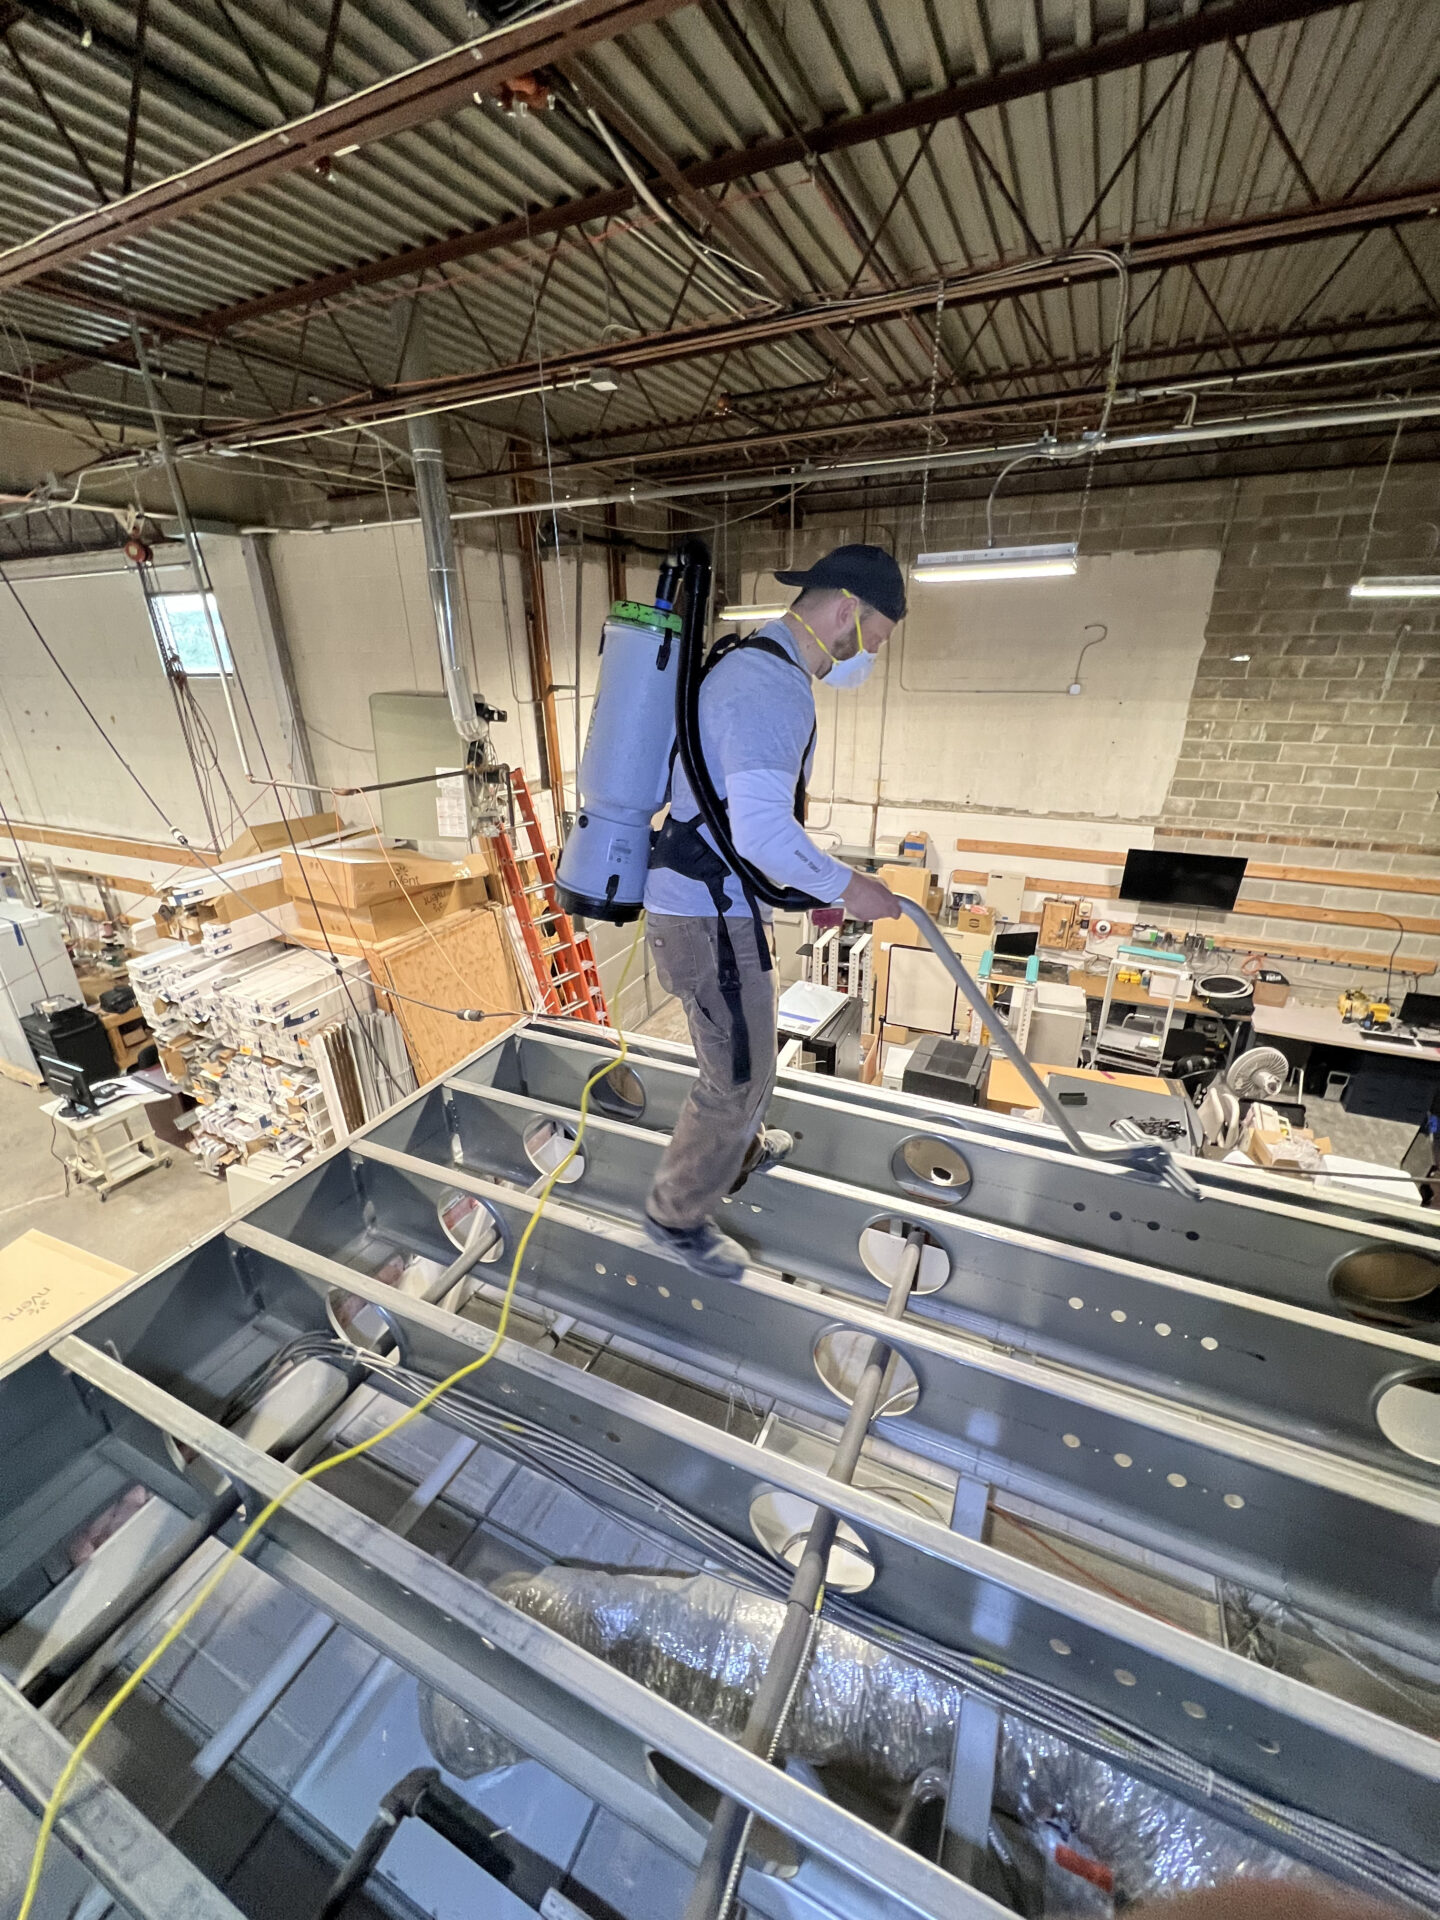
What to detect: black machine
<box><xmin>1399</xmin><ymin>990</ymin><xmax>1440</xmax><ymax>1032</ymax></box>
<box><xmin>1119</xmin><ymin>848</ymin><xmax>1247</xmax><ymax>913</ymax></box>
<box><xmin>36</xmin><ymin>1052</ymin><xmax>120</xmax><ymax>1120</ymax></box>
<box><xmin>21</xmin><ymin>1001</ymin><xmax>114</xmax><ymax>1085</ymax></box>
<box><xmin>902</xmin><ymin>1035</ymin><xmax>986</xmax><ymax>1106</ymax></box>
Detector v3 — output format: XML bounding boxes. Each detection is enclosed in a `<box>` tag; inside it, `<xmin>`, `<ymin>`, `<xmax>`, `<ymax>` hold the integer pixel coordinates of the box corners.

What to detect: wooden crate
<box><xmin>287</xmin><ymin>902</ymin><xmax>524</xmax><ymax>1084</ymax></box>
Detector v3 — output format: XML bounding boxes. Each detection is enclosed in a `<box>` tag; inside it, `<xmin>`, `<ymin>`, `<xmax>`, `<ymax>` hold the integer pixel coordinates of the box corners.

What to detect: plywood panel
<box><xmin>289</xmin><ymin>904</ymin><xmax>523</xmax><ymax>1084</ymax></box>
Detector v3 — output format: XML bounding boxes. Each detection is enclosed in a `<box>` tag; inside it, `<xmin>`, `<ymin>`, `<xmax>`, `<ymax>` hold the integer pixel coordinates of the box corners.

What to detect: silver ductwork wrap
<box><xmin>416</xmin><ymin>1566</ymin><xmax>1316</xmax><ymax>1903</ymax></box>
<box><xmin>493</xmin><ymin>1567</ymin><xmax>956</xmax><ymax>1793</ymax></box>
<box><xmin>996</xmin><ymin>1721</ymin><xmax>1315</xmax><ymax>1901</ymax></box>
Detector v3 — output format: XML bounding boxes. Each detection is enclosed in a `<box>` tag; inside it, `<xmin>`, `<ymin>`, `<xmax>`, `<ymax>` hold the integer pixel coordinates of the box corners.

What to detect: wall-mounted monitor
<box><xmin>1119</xmin><ymin>848</ymin><xmax>1247</xmax><ymax>913</ymax></box>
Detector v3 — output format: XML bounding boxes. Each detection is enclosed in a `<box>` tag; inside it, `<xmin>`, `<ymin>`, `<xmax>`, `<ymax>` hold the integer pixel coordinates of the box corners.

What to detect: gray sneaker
<box><xmin>729</xmin><ymin>1126</ymin><xmax>794</xmax><ymax>1193</ymax></box>
<box><xmin>643</xmin><ymin>1213</ymin><xmax>747</xmax><ymax>1283</ymax></box>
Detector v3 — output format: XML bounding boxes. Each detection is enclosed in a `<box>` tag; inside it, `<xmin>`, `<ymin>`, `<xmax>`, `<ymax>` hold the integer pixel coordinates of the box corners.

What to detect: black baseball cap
<box><xmin>774</xmin><ymin>542</ymin><xmax>906</xmax><ymax>623</ymax></box>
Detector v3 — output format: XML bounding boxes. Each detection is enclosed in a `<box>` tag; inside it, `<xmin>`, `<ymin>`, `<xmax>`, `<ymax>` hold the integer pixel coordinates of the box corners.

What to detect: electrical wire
<box><xmin>0</xmin><ymin>558</ymin><xmax>527</xmax><ymax>1030</ymax></box>
<box><xmin>364</xmin><ymin>1339</ymin><xmax>1437</xmax><ymax>1911</ymax></box>
<box><xmin>14</xmin><ymin>918</ymin><xmax>645</xmax><ymax>1920</ymax></box>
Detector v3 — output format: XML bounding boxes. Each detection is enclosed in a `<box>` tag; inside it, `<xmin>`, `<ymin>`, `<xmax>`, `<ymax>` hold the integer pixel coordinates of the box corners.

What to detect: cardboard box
<box><xmin>291</xmin><ymin>878</ymin><xmax>489</xmax><ymax>946</ymax></box>
<box><xmin>1242</xmin><ymin>1121</ymin><xmax>1332</xmax><ymax>1170</ymax></box>
<box><xmin>881</xmin><ymin>1023</ymin><xmax>911</xmax><ymax>1044</ymax></box>
<box><xmin>897</xmin><ymin>831</ymin><xmax>936</xmax><ymax>868</ymax></box>
<box><xmin>953</xmin><ymin>906</ymin><xmax>995</xmax><ymax>936</ymax></box>
<box><xmin>1252</xmin><ymin>970</ymin><xmax>1290</xmax><ymax>1008</ymax></box>
<box><xmin>222</xmin><ymin>811</ymin><xmax>343</xmax><ymax>863</ymax></box>
<box><xmin>281</xmin><ymin>845</ymin><xmax>476</xmax><ymax>912</ymax></box>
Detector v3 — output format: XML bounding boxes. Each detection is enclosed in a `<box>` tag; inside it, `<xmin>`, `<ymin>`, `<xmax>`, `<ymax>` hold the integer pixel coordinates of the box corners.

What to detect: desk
<box><xmin>1252</xmin><ymin>1001</ymin><xmax>1440</xmax><ymax>1065</ymax></box>
<box><xmin>41</xmin><ymin>1091</ymin><xmax>171</xmax><ymax>1199</ymax></box>
<box><xmin>1252</xmin><ymin>1001</ymin><xmax>1440</xmax><ymax>1124</ymax></box>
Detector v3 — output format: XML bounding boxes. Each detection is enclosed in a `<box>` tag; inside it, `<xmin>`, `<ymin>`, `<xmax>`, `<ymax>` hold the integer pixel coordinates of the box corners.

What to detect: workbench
<box><xmin>1252</xmin><ymin>1001</ymin><xmax>1440</xmax><ymax>1065</ymax></box>
<box><xmin>1069</xmin><ymin>969</ymin><xmax>1205</xmax><ymax>1014</ymax></box>
<box><xmin>1251</xmin><ymin>1000</ymin><xmax>1440</xmax><ymax>1122</ymax></box>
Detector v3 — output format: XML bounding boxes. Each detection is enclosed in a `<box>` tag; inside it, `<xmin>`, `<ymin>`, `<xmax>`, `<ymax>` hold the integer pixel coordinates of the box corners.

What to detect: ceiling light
<box><xmin>1349</xmin><ymin>576</ymin><xmax>1440</xmax><ymax>599</ymax></box>
<box><xmin>1231</xmin><ymin>652</ymin><xmax>1251</xmax><ymax>662</ymax></box>
<box><xmin>719</xmin><ymin>602</ymin><xmax>788</xmax><ymax>621</ymax></box>
<box><xmin>588</xmin><ymin>366</ymin><xmax>620</xmax><ymax>393</ymax></box>
<box><xmin>913</xmin><ymin>542</ymin><xmax>1078</xmax><ymax>584</ymax></box>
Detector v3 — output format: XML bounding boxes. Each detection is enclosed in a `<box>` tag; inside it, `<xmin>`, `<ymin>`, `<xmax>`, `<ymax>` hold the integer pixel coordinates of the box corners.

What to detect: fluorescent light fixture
<box><xmin>588</xmin><ymin>365</ymin><xmax>620</xmax><ymax>392</ymax></box>
<box><xmin>720</xmin><ymin>602</ymin><xmax>788</xmax><ymax>621</ymax></box>
<box><xmin>1349</xmin><ymin>576</ymin><xmax>1440</xmax><ymax>599</ymax></box>
<box><xmin>1231</xmin><ymin>652</ymin><xmax>1251</xmax><ymax>662</ymax></box>
<box><xmin>913</xmin><ymin>542</ymin><xmax>1078</xmax><ymax>584</ymax></box>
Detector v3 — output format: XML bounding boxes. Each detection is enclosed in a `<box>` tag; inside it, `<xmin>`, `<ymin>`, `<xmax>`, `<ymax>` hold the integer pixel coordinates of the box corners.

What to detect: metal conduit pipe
<box><xmin>238</xmin><ymin>391</ymin><xmax>1440</xmax><ymax>537</ymax></box>
<box><xmin>397</xmin><ymin>304</ymin><xmax>487</xmax><ymax>744</ymax></box>
<box><xmin>682</xmin><ymin>1228</ymin><xmax>926</xmax><ymax>1920</ymax></box>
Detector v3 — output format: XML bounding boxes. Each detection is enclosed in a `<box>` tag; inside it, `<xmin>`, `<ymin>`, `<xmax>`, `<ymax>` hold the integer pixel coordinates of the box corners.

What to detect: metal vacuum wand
<box><xmin>896</xmin><ymin>901</ymin><xmax>1202</xmax><ymax>1200</ymax></box>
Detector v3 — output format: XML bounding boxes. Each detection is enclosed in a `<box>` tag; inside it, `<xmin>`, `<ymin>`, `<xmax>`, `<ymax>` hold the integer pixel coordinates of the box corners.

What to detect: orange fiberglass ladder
<box><xmin>495</xmin><ymin>768</ymin><xmax>610</xmax><ymax>1025</ymax></box>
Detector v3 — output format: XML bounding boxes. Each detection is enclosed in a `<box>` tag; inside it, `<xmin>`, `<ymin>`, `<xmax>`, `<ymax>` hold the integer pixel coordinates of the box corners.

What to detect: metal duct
<box><xmin>397</xmin><ymin>306</ymin><xmax>486</xmax><ymax>744</ymax></box>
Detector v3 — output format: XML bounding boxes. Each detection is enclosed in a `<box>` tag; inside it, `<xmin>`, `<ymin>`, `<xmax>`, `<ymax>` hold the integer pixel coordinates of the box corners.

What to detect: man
<box><xmin>643</xmin><ymin>543</ymin><xmax>906</xmax><ymax>1281</ymax></box>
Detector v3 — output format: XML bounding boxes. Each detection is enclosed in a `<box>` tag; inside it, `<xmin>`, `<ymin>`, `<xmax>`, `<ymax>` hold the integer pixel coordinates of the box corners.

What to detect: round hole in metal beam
<box><xmin>645</xmin><ymin>1752</ymin><xmax>799</xmax><ymax>1877</ymax></box>
<box><xmin>748</xmin><ymin>1489</ymin><xmax>875</xmax><ymax>1594</ymax></box>
<box><xmin>813</xmin><ymin>1325</ymin><xmax>920</xmax><ymax>1418</ymax></box>
<box><xmin>1375</xmin><ymin>1375</ymin><xmax>1440</xmax><ymax>1464</ymax></box>
<box><xmin>890</xmin><ymin>1135</ymin><xmax>972</xmax><ymax>1207</ymax></box>
<box><xmin>590</xmin><ymin>1060</ymin><xmax>646</xmax><ymax>1121</ymax></box>
<box><xmin>325</xmin><ymin>1288</ymin><xmax>402</xmax><ymax>1362</ymax></box>
<box><xmin>858</xmin><ymin>1217</ymin><xmax>950</xmax><ymax>1295</ymax></box>
<box><xmin>523</xmin><ymin>1116</ymin><xmax>584</xmax><ymax>1183</ymax></box>
<box><xmin>1331</xmin><ymin>1245</ymin><xmax>1440</xmax><ymax>1326</ymax></box>
<box><xmin>437</xmin><ymin>1191</ymin><xmax>508</xmax><ymax>1266</ymax></box>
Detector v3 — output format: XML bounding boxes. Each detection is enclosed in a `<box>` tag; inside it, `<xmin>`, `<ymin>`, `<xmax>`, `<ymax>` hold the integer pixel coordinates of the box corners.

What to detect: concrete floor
<box><xmin>0</xmin><ymin>1074</ymin><xmax>233</xmax><ymax>1277</ymax></box>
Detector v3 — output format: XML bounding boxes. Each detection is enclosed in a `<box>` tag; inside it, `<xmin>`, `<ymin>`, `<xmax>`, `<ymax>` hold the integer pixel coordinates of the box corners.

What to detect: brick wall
<box><xmin>1154</xmin><ymin>461</ymin><xmax>1440</xmax><ymax>997</ymax></box>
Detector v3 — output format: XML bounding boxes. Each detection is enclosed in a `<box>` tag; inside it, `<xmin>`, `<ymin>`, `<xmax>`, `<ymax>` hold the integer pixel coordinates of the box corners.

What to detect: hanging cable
<box><xmin>0</xmin><ymin>562</ymin><xmax>525</xmax><ymax>1026</ymax></box>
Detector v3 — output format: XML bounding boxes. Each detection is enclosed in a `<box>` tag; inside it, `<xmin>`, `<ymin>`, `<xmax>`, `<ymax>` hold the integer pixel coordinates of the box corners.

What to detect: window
<box><xmin>151</xmin><ymin>593</ymin><xmax>233</xmax><ymax>675</ymax></box>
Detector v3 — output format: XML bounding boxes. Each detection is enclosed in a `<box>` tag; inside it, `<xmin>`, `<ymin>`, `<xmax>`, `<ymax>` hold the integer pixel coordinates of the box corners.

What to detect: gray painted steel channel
<box><xmin>357</xmin><ymin>1082</ymin><xmax>1440</xmax><ymax>1482</ymax></box>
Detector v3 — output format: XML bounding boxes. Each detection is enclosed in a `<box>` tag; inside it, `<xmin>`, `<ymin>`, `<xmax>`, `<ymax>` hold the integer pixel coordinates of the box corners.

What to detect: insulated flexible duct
<box><xmin>418</xmin><ymin>1567</ymin><xmax>1316</xmax><ymax>1903</ymax></box>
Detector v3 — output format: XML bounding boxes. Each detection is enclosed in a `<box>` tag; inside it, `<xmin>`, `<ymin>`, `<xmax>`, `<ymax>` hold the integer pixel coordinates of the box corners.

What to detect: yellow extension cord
<box><xmin>17</xmin><ymin>920</ymin><xmax>646</xmax><ymax>1920</ymax></box>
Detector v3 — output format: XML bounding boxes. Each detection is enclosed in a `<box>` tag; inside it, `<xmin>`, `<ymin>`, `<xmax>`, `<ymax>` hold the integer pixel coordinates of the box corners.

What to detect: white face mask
<box><xmin>822</xmin><ymin>646</ymin><xmax>877</xmax><ymax>689</ymax></box>
<box><xmin>794</xmin><ymin>594</ymin><xmax>878</xmax><ymax>690</ymax></box>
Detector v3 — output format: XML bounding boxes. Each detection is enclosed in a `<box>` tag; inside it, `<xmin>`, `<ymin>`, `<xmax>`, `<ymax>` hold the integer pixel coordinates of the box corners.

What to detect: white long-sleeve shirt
<box><xmin>644</xmin><ymin>620</ymin><xmax>850</xmax><ymax>918</ymax></box>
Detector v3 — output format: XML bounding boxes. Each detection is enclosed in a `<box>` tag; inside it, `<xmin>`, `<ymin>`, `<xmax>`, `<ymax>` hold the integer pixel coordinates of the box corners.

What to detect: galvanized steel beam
<box><xmin>363</xmin><ymin>1080</ymin><xmax>1440</xmax><ymax>1458</ymax></box>
<box><xmin>0</xmin><ymin>1678</ymin><xmax>247</xmax><ymax>1920</ymax></box>
<box><xmin>51</xmin><ymin>1288</ymin><xmax>1440</xmax><ymax>1873</ymax></box>
<box><xmin>232</xmin><ymin>1160</ymin><xmax>1440</xmax><ymax>1662</ymax></box>
<box><xmin>48</xmin><ymin>1335</ymin><xmax>1012</xmax><ymax>1920</ymax></box>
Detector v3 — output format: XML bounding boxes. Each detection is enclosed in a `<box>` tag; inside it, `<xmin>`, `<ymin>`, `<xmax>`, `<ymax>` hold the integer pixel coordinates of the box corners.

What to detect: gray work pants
<box><xmin>645</xmin><ymin>913</ymin><xmax>778</xmax><ymax>1230</ymax></box>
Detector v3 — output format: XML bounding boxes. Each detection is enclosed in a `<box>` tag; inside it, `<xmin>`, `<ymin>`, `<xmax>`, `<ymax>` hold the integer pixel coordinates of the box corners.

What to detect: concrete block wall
<box><xmin>730</xmin><ymin>461</ymin><xmax>1440</xmax><ymax>1000</ymax></box>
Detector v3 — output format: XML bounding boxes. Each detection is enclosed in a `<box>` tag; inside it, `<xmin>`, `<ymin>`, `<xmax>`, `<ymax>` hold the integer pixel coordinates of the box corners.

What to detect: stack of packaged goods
<box><xmin>127</xmin><ymin>941</ymin><xmax>403</xmax><ymax>1180</ymax></box>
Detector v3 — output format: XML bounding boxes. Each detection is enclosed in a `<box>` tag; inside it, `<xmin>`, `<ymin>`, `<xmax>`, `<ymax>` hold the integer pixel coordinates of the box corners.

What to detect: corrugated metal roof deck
<box><xmin>0</xmin><ymin>0</ymin><xmax>1437</xmax><ymax>516</ymax></box>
